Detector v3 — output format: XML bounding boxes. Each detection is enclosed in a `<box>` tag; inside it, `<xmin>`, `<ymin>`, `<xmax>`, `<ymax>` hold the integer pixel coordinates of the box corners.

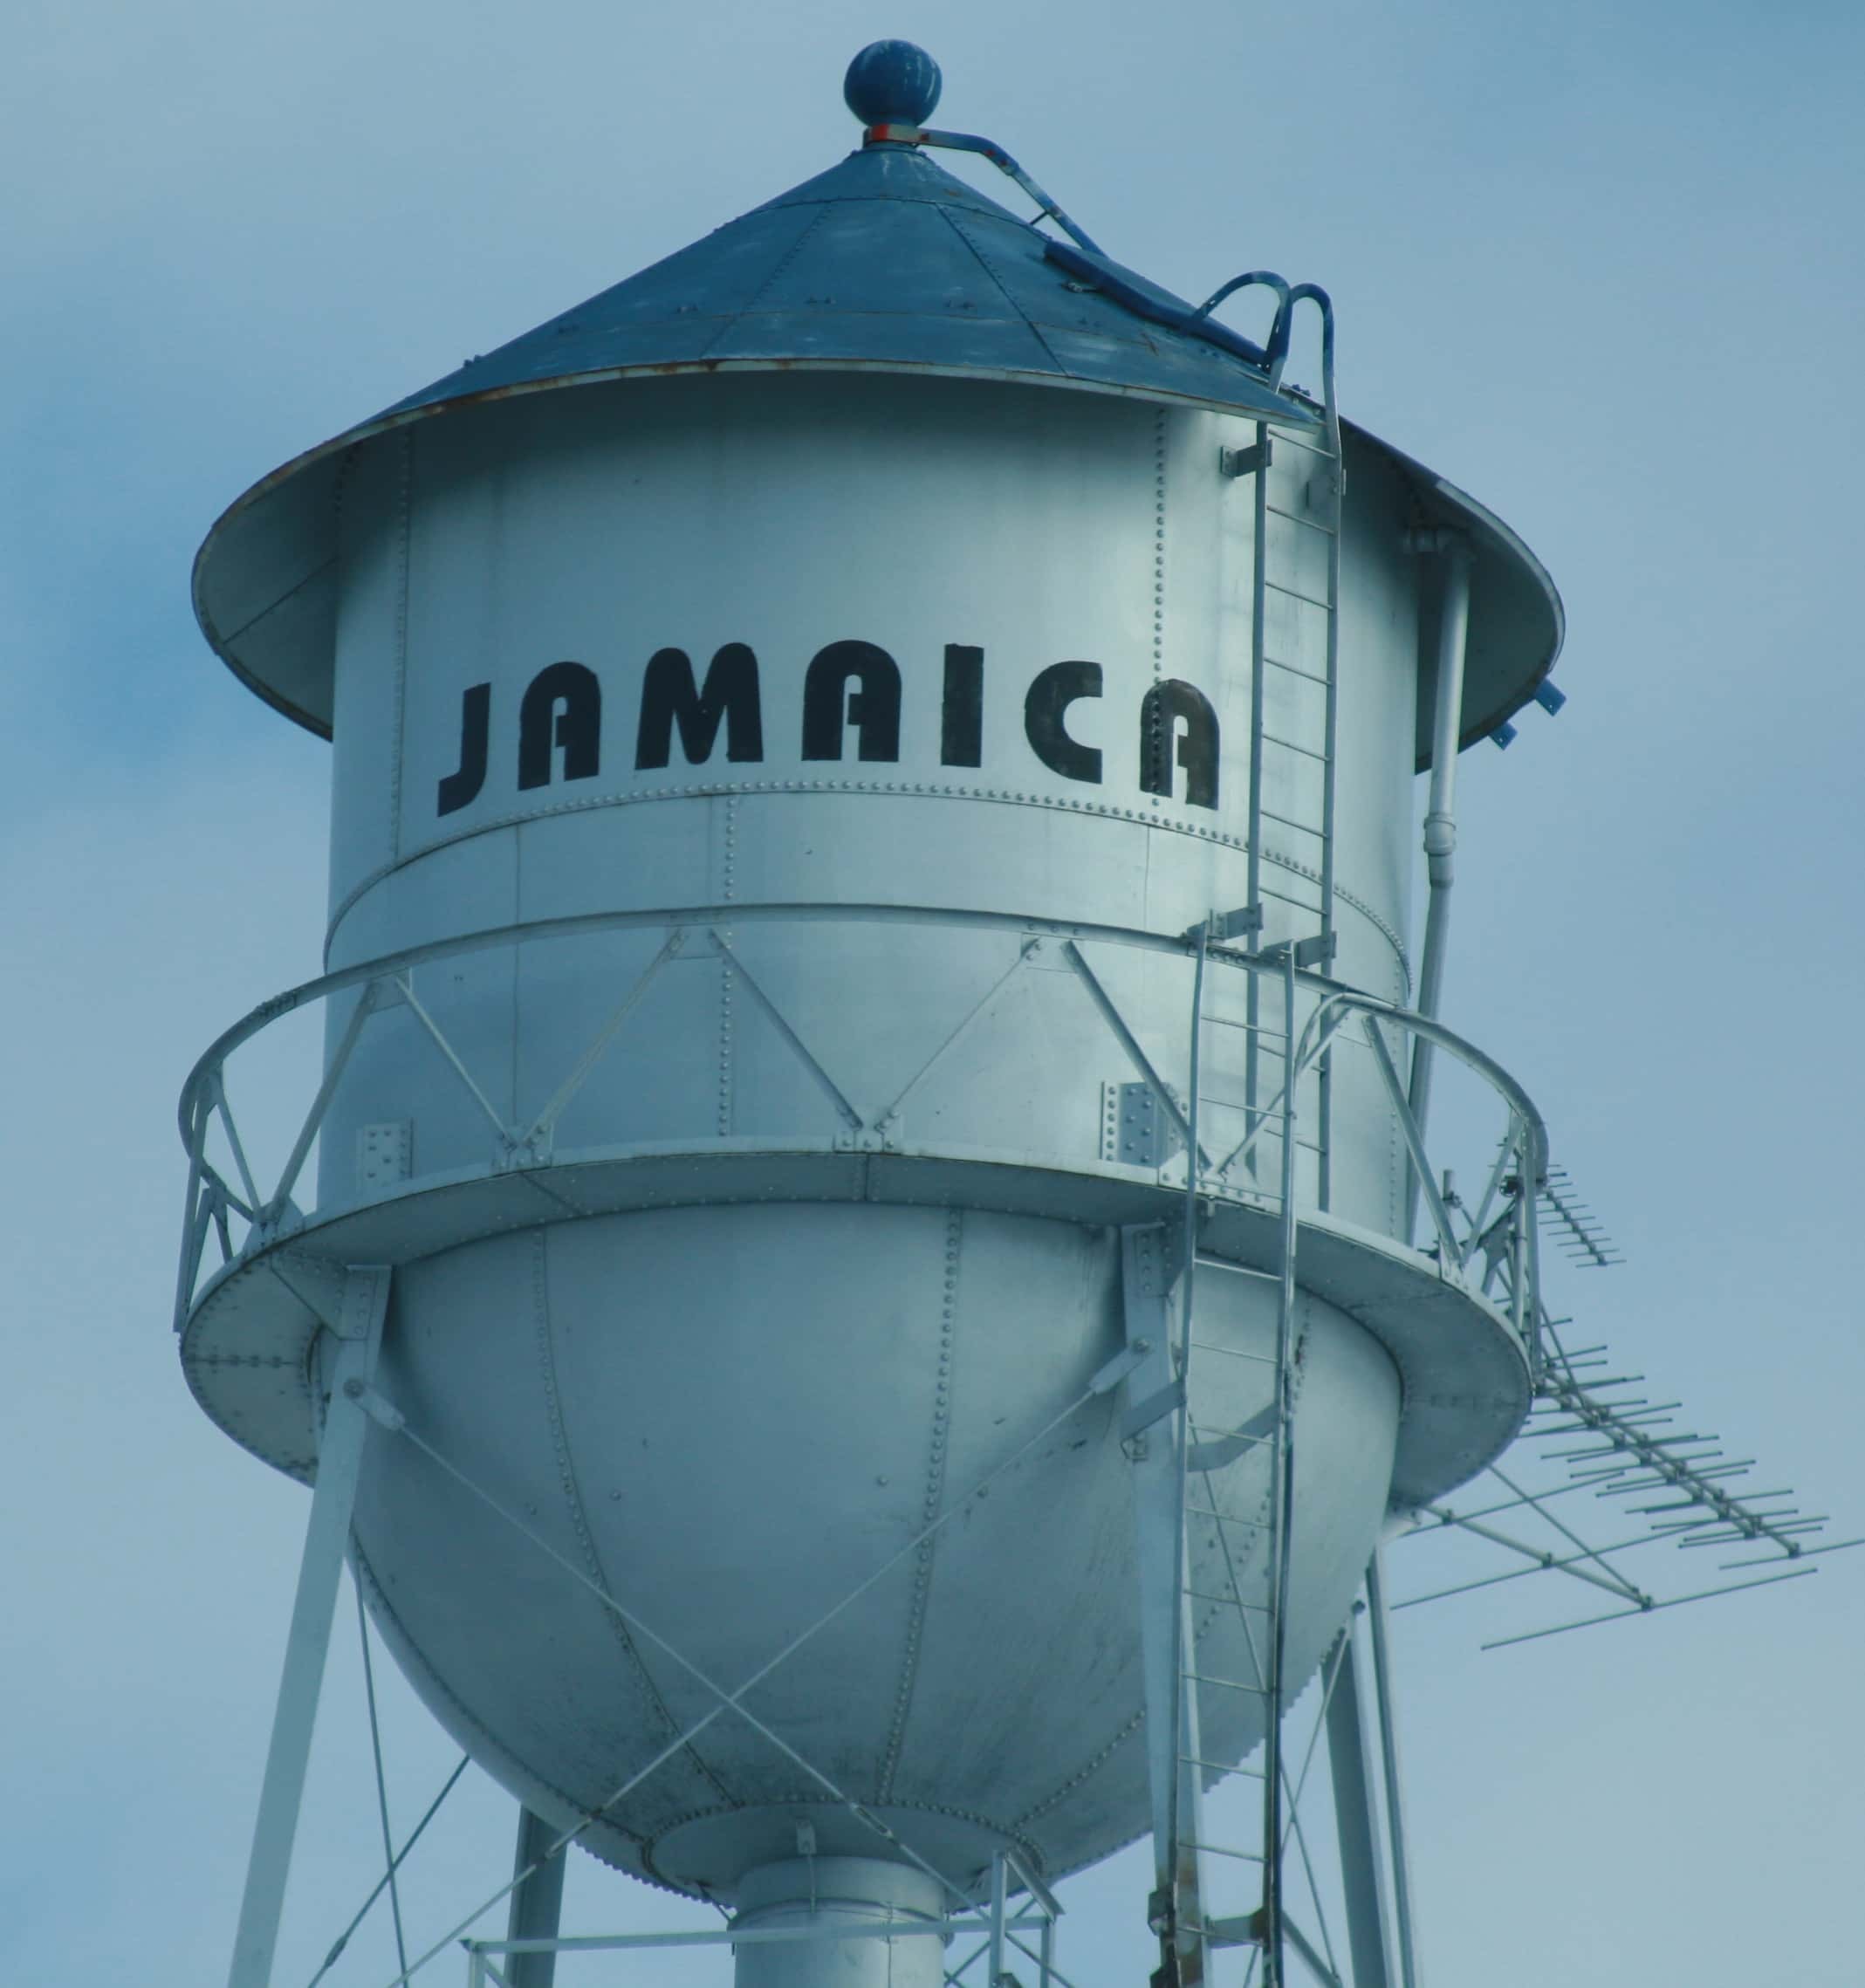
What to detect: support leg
<box><xmin>1323</xmin><ymin>1608</ymin><xmax>1394</xmax><ymax>1988</ymax></box>
<box><xmin>505</xmin><ymin>1806</ymin><xmax>568</xmax><ymax>1988</ymax></box>
<box><xmin>1120</xmin><ymin>1226</ymin><xmax>1207</xmax><ymax>1988</ymax></box>
<box><xmin>228</xmin><ymin>1265</ymin><xmax>391</xmax><ymax>1988</ymax></box>
<box><xmin>1364</xmin><ymin>1551</ymin><xmax>1423</xmax><ymax>1988</ymax></box>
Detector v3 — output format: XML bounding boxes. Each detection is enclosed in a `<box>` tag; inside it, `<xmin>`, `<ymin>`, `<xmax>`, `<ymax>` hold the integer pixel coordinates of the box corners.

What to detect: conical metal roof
<box><xmin>192</xmin><ymin>85</ymin><xmax>1560</xmax><ymax>754</ymax></box>
<box><xmin>376</xmin><ymin>143</ymin><xmax>1318</xmax><ymax>428</ymax></box>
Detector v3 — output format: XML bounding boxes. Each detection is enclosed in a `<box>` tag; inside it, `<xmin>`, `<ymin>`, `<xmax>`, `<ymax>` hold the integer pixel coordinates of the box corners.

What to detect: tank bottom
<box><xmin>730</xmin><ymin>1858</ymin><xmax>948</xmax><ymax>1988</ymax></box>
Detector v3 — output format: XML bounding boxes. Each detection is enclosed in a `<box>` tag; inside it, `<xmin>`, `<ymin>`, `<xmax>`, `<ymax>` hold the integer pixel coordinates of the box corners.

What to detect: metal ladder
<box><xmin>1129</xmin><ymin>942</ymin><xmax>1314</xmax><ymax>1988</ymax></box>
<box><xmin>1129</xmin><ymin>289</ymin><xmax>1347</xmax><ymax>1988</ymax></box>
<box><xmin>1223</xmin><ymin>285</ymin><xmax>1341</xmax><ymax>1210</ymax></box>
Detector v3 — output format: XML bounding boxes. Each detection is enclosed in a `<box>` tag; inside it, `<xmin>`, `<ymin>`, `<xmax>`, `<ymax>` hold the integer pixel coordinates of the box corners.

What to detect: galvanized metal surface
<box><xmin>179</xmin><ymin>364</ymin><xmax>1546</xmax><ymax>1911</ymax></box>
<box><xmin>175</xmin><ymin>63</ymin><xmax>1582</xmax><ymax>1981</ymax></box>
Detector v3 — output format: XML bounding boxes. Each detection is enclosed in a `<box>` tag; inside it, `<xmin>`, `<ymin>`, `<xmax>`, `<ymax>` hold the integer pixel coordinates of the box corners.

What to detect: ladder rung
<box><xmin>1196</xmin><ymin>1014</ymin><xmax>1292</xmax><ymax>1045</ymax></box>
<box><xmin>1265</xmin><ymin>578</ymin><xmax>1334</xmax><ymax>613</ymax></box>
<box><xmin>1265</xmin><ymin>503</ymin><xmax>1336</xmax><ymax>534</ymax></box>
<box><xmin>1256</xmin><ymin>883</ymin><xmax>1325</xmax><ymax>914</ymax></box>
<box><xmin>1189</xmin><ymin>1339</ymin><xmax>1276</xmax><ymax>1366</ymax></box>
<box><xmin>1256</xmin><ymin>805</ymin><xmax>1325</xmax><ymax>837</ymax></box>
<box><xmin>1182</xmin><ymin>1841</ymin><xmax>1267</xmax><ymax>1864</ymax></box>
<box><xmin>1263</xmin><ymin>654</ymin><xmax>1331</xmax><ymax>687</ymax></box>
<box><xmin>1183</xmin><ymin>1672</ymin><xmax>1268</xmax><ymax>1695</ymax></box>
<box><xmin>1185</xmin><ymin>1588</ymin><xmax>1272</xmax><ymax>1613</ymax></box>
<box><xmin>1188</xmin><ymin>1421</ymin><xmax>1277</xmax><ymax>1446</ymax></box>
<box><xmin>1261</xmin><ymin>731</ymin><xmax>1332</xmax><ymax>764</ymax></box>
<box><xmin>1180</xmin><ymin>1754</ymin><xmax>1267</xmax><ymax>1779</ymax></box>
<box><xmin>1264</xmin><ymin>428</ymin><xmax>1337</xmax><ymax>462</ymax></box>
<box><xmin>1192</xmin><ymin>1256</ymin><xmax>1279</xmax><ymax>1281</ymax></box>
<box><xmin>1184</xmin><ymin>1504</ymin><xmax>1268</xmax><ymax>1529</ymax></box>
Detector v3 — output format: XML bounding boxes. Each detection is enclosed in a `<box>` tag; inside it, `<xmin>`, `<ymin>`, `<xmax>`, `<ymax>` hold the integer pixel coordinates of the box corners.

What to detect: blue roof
<box><xmin>191</xmin><ymin>134</ymin><xmax>1560</xmax><ymax>752</ymax></box>
<box><xmin>374</xmin><ymin>143</ymin><xmax>1316</xmax><ymax>426</ymax></box>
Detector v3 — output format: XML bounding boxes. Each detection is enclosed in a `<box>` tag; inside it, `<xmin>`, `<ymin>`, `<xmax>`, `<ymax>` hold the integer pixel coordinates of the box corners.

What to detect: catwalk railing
<box><xmin>171</xmin><ymin>899</ymin><xmax>1548</xmax><ymax>1369</ymax></box>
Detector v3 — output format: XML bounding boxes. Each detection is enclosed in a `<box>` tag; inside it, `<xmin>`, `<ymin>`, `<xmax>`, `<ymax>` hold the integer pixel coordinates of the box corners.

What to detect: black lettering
<box><xmin>437</xmin><ymin>682</ymin><xmax>490</xmax><ymax>815</ymax></box>
<box><xmin>801</xmin><ymin>640</ymin><xmax>902</xmax><ymax>762</ymax></box>
<box><xmin>1024</xmin><ymin>661</ymin><xmax>1103</xmax><ymax>784</ymax></box>
<box><xmin>941</xmin><ymin>644</ymin><xmax>984</xmax><ymax>767</ymax></box>
<box><xmin>1139</xmin><ymin>679</ymin><xmax>1218</xmax><ymax>808</ymax></box>
<box><xmin>518</xmin><ymin>661</ymin><xmax>601</xmax><ymax>791</ymax></box>
<box><xmin>635</xmin><ymin>644</ymin><xmax>764</xmax><ymax>769</ymax></box>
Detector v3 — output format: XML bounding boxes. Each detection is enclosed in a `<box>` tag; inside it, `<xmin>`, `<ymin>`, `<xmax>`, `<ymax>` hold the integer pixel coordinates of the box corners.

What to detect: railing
<box><xmin>462</xmin><ymin>1846</ymin><xmax>1061</xmax><ymax>1988</ymax></box>
<box><xmin>174</xmin><ymin>900</ymin><xmax>1546</xmax><ymax>1365</ymax></box>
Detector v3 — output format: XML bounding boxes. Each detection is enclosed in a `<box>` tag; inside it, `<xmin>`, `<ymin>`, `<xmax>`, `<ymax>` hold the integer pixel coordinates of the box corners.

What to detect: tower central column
<box><xmin>730</xmin><ymin>1858</ymin><xmax>948</xmax><ymax>1988</ymax></box>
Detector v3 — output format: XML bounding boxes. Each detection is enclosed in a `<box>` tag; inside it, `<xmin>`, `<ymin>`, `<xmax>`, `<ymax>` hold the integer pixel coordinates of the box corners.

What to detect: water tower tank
<box><xmin>179</xmin><ymin>42</ymin><xmax>1562</xmax><ymax>1983</ymax></box>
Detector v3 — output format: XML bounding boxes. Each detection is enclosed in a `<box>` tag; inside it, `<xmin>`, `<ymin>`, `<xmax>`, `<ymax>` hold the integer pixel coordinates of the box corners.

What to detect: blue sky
<box><xmin>3</xmin><ymin>3</ymin><xmax>1862</xmax><ymax>1983</ymax></box>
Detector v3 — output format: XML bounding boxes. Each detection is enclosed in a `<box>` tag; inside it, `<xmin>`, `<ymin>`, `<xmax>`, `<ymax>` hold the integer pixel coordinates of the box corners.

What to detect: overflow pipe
<box><xmin>1404</xmin><ymin>538</ymin><xmax>1472</xmax><ymax>1241</ymax></box>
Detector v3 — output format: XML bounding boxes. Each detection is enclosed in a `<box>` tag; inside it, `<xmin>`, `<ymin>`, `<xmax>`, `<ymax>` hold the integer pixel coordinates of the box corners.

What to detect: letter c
<box><xmin>1024</xmin><ymin>661</ymin><xmax>1103</xmax><ymax>784</ymax></box>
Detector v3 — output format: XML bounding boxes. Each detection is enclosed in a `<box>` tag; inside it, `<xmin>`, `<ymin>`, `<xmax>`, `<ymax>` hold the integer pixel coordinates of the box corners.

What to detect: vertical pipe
<box><xmin>1244</xmin><ymin>421</ymin><xmax>1271</xmax><ymax>1183</ymax></box>
<box><xmin>1365</xmin><ymin>1551</ymin><xmax>1423</xmax><ymax>1988</ymax></box>
<box><xmin>505</xmin><ymin>1806</ymin><xmax>568</xmax><ymax>1988</ymax></box>
<box><xmin>1404</xmin><ymin>542</ymin><xmax>1472</xmax><ymax>1240</ymax></box>
<box><xmin>1260</xmin><ymin>949</ymin><xmax>1301</xmax><ymax>1988</ymax></box>
<box><xmin>1174</xmin><ymin>926</ymin><xmax>1211</xmax><ymax>1988</ymax></box>
<box><xmin>1315</xmin><ymin>359</ymin><xmax>1342</xmax><ymax>1216</ymax></box>
<box><xmin>1245</xmin><ymin>421</ymin><xmax>1270</xmax><ymax>942</ymax></box>
<box><xmin>228</xmin><ymin>1266</ymin><xmax>392</xmax><ymax>1988</ymax></box>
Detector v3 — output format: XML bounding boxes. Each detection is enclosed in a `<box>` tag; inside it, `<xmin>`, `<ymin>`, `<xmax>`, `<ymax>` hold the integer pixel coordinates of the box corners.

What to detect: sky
<box><xmin>3</xmin><ymin>2</ymin><xmax>1863</xmax><ymax>1984</ymax></box>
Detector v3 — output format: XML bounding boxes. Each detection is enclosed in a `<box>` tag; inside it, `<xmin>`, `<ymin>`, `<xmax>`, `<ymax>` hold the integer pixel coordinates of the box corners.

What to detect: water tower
<box><xmin>176</xmin><ymin>43</ymin><xmax>1572</xmax><ymax>1988</ymax></box>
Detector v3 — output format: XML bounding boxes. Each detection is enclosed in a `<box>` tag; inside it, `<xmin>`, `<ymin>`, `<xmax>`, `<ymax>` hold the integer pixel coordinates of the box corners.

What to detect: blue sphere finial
<box><xmin>844</xmin><ymin>40</ymin><xmax>942</xmax><ymax>127</ymax></box>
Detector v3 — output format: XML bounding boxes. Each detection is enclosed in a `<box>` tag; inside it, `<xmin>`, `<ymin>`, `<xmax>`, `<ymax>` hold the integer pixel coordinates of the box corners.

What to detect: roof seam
<box><xmin>215</xmin><ymin>553</ymin><xmax>337</xmax><ymax>648</ymax></box>
<box><xmin>936</xmin><ymin>207</ymin><xmax>1073</xmax><ymax>382</ymax></box>
<box><xmin>693</xmin><ymin>205</ymin><xmax>830</xmax><ymax>365</ymax></box>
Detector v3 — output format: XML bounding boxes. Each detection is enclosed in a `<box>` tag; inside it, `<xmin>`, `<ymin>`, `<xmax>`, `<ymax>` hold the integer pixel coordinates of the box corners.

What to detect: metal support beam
<box><xmin>1121</xmin><ymin>1225</ymin><xmax>1207</xmax><ymax>1988</ymax></box>
<box><xmin>1363</xmin><ymin>1552</ymin><xmax>1423</xmax><ymax>1988</ymax></box>
<box><xmin>1323</xmin><ymin>1612</ymin><xmax>1395</xmax><ymax>1988</ymax></box>
<box><xmin>228</xmin><ymin>1265</ymin><xmax>392</xmax><ymax>1988</ymax></box>
<box><xmin>504</xmin><ymin>1806</ymin><xmax>569</xmax><ymax>1988</ymax></box>
<box><xmin>1260</xmin><ymin>947</ymin><xmax>1301</xmax><ymax>1988</ymax></box>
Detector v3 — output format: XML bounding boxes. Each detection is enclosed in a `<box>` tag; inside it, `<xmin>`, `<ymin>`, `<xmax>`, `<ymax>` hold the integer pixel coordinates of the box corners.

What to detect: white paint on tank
<box><xmin>345</xmin><ymin>1202</ymin><xmax>1398</xmax><ymax>1892</ymax></box>
<box><xmin>317</xmin><ymin>374</ymin><xmax>1420</xmax><ymax>1238</ymax></box>
<box><xmin>302</xmin><ymin>363</ymin><xmax>1438</xmax><ymax>1900</ymax></box>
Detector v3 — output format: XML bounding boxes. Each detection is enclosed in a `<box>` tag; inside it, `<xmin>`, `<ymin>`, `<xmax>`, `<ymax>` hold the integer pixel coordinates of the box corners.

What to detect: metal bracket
<box><xmin>1221</xmin><ymin>440</ymin><xmax>1273</xmax><ymax>479</ymax></box>
<box><xmin>1090</xmin><ymin>1341</ymin><xmax>1154</xmax><ymax>1398</ymax></box>
<box><xmin>356</xmin><ymin>1121</ymin><xmax>413</xmax><ymax>1192</ymax></box>
<box><xmin>1121</xmin><ymin>1379</ymin><xmax>1186</xmax><ymax>1450</ymax></box>
<box><xmin>1181</xmin><ymin>905</ymin><xmax>1263</xmax><ymax>945</ymax></box>
<box><xmin>1103</xmin><ymin>1080</ymin><xmax>1184</xmax><ymax>1169</ymax></box>
<box><xmin>1258</xmin><ymin>933</ymin><xmax>1335</xmax><ymax>970</ymax></box>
